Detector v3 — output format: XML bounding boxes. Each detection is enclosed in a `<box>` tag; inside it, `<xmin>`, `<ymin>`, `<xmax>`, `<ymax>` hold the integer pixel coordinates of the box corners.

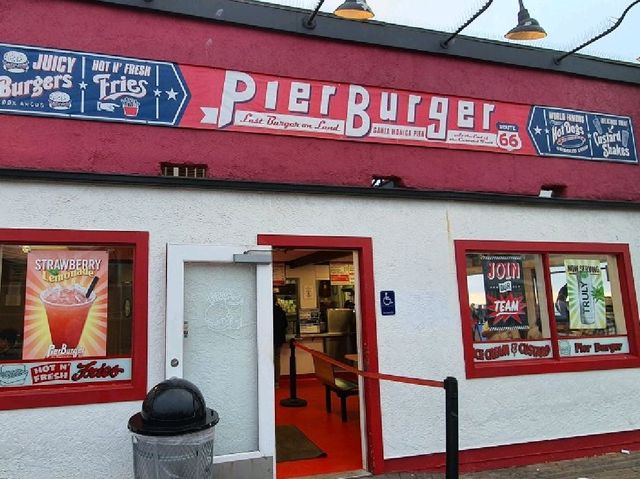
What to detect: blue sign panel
<box><xmin>0</xmin><ymin>43</ymin><xmax>189</xmax><ymax>126</ymax></box>
<box><xmin>380</xmin><ymin>290</ymin><xmax>396</xmax><ymax>316</ymax></box>
<box><xmin>527</xmin><ymin>106</ymin><xmax>637</xmax><ymax>164</ymax></box>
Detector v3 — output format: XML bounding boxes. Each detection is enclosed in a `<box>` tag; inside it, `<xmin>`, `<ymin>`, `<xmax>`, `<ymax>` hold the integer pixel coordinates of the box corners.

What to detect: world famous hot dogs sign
<box><xmin>0</xmin><ymin>42</ymin><xmax>637</xmax><ymax>164</ymax></box>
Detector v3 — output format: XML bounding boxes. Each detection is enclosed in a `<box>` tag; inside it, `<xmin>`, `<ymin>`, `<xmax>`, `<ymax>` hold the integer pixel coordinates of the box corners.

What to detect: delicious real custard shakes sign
<box><xmin>23</xmin><ymin>250</ymin><xmax>108</xmax><ymax>360</ymax></box>
<box><xmin>0</xmin><ymin>42</ymin><xmax>637</xmax><ymax>164</ymax></box>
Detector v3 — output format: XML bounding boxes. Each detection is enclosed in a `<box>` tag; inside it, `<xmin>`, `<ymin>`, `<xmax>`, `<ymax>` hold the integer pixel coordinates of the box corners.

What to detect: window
<box><xmin>0</xmin><ymin>229</ymin><xmax>148</xmax><ymax>410</ymax></box>
<box><xmin>455</xmin><ymin>241</ymin><xmax>640</xmax><ymax>378</ymax></box>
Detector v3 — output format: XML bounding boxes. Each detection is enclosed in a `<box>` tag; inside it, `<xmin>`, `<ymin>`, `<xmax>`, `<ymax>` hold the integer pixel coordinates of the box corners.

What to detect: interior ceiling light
<box><xmin>554</xmin><ymin>0</ymin><xmax>640</xmax><ymax>64</ymax></box>
<box><xmin>504</xmin><ymin>0</ymin><xmax>547</xmax><ymax>40</ymax></box>
<box><xmin>303</xmin><ymin>0</ymin><xmax>374</xmax><ymax>29</ymax></box>
<box><xmin>334</xmin><ymin>0</ymin><xmax>375</xmax><ymax>20</ymax></box>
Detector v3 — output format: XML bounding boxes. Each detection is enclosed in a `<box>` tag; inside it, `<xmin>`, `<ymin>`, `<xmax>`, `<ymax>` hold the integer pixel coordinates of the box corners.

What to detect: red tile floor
<box><xmin>276</xmin><ymin>376</ymin><xmax>363</xmax><ymax>478</ymax></box>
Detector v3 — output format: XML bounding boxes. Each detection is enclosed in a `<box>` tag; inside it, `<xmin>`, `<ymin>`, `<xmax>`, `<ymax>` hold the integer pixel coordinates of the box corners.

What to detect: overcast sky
<box><xmin>255</xmin><ymin>0</ymin><xmax>639</xmax><ymax>64</ymax></box>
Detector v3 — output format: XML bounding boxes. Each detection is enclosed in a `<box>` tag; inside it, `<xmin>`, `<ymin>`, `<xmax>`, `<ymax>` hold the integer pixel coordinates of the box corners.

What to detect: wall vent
<box><xmin>539</xmin><ymin>184</ymin><xmax>567</xmax><ymax>198</ymax></box>
<box><xmin>161</xmin><ymin>163</ymin><xmax>208</xmax><ymax>178</ymax></box>
<box><xmin>371</xmin><ymin>176</ymin><xmax>403</xmax><ymax>188</ymax></box>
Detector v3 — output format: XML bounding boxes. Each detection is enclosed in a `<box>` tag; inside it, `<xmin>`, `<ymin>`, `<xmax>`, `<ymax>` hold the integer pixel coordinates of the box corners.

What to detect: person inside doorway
<box><xmin>273</xmin><ymin>295</ymin><xmax>288</xmax><ymax>388</ymax></box>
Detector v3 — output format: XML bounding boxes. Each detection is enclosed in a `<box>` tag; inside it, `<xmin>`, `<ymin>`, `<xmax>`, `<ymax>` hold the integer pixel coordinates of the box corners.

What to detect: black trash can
<box><xmin>128</xmin><ymin>377</ymin><xmax>220</xmax><ymax>479</ymax></box>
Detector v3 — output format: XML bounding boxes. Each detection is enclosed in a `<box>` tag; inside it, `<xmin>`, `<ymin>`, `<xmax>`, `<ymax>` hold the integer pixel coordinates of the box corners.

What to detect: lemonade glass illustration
<box><xmin>40</xmin><ymin>285</ymin><xmax>96</xmax><ymax>349</ymax></box>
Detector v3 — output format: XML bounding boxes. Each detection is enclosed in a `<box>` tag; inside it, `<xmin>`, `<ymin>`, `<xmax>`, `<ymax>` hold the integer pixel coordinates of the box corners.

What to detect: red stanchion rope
<box><xmin>293</xmin><ymin>340</ymin><xmax>444</xmax><ymax>389</ymax></box>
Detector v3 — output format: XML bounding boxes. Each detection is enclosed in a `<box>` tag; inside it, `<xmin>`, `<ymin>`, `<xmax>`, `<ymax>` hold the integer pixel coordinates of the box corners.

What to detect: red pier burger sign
<box><xmin>1</xmin><ymin>42</ymin><xmax>636</xmax><ymax>164</ymax></box>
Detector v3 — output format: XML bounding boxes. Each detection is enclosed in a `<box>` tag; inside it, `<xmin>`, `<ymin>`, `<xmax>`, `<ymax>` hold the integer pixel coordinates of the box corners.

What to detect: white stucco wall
<box><xmin>1</xmin><ymin>180</ymin><xmax>639</xmax><ymax>478</ymax></box>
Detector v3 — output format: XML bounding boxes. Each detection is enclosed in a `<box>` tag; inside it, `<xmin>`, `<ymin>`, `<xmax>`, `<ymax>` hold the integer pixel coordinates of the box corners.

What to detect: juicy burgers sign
<box><xmin>0</xmin><ymin>42</ymin><xmax>637</xmax><ymax>164</ymax></box>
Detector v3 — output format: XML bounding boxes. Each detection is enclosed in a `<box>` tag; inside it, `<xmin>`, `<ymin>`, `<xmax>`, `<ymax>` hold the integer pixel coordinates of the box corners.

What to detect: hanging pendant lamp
<box><xmin>504</xmin><ymin>0</ymin><xmax>547</xmax><ymax>40</ymax></box>
<box><xmin>334</xmin><ymin>0</ymin><xmax>375</xmax><ymax>20</ymax></box>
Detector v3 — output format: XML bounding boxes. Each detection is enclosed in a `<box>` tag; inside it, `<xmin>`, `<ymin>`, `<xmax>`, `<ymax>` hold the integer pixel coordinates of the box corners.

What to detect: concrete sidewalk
<box><xmin>371</xmin><ymin>451</ymin><xmax>640</xmax><ymax>479</ymax></box>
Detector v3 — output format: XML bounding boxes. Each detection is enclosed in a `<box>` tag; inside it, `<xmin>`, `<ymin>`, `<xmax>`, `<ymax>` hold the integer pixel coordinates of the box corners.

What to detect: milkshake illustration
<box><xmin>622</xmin><ymin>129</ymin><xmax>629</xmax><ymax>148</ymax></box>
<box><xmin>592</xmin><ymin>117</ymin><xmax>603</xmax><ymax>135</ymax></box>
<box><xmin>40</xmin><ymin>284</ymin><xmax>96</xmax><ymax>348</ymax></box>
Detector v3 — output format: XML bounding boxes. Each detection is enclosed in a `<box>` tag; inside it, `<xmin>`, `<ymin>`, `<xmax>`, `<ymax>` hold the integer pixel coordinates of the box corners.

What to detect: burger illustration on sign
<box><xmin>2</xmin><ymin>51</ymin><xmax>29</xmax><ymax>73</ymax></box>
<box><xmin>48</xmin><ymin>91</ymin><xmax>72</xmax><ymax>110</ymax></box>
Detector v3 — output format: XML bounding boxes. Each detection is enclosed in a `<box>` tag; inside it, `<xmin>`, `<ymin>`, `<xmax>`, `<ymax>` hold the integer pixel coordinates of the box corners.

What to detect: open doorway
<box><xmin>258</xmin><ymin>235</ymin><xmax>383</xmax><ymax>479</ymax></box>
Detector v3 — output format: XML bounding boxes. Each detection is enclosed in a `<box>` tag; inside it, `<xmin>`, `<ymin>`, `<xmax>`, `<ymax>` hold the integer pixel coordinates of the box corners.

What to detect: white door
<box><xmin>165</xmin><ymin>244</ymin><xmax>274</xmax><ymax>468</ymax></box>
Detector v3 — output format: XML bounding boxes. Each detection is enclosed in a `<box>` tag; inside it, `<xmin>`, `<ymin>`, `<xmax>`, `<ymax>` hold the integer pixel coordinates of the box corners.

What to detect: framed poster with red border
<box><xmin>0</xmin><ymin>229</ymin><xmax>148</xmax><ymax>410</ymax></box>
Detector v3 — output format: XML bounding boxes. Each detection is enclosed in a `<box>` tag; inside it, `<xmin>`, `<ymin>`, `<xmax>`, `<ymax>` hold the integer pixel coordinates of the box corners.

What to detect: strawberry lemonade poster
<box><xmin>23</xmin><ymin>251</ymin><xmax>108</xmax><ymax>360</ymax></box>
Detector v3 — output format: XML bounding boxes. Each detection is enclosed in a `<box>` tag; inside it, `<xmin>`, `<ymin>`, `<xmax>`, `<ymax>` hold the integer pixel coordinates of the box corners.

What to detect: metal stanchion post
<box><xmin>444</xmin><ymin>376</ymin><xmax>459</xmax><ymax>479</ymax></box>
<box><xmin>279</xmin><ymin>338</ymin><xmax>307</xmax><ymax>408</ymax></box>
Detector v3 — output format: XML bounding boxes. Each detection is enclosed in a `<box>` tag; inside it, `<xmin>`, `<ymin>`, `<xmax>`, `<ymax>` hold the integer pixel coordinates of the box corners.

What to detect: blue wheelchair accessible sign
<box><xmin>380</xmin><ymin>290</ymin><xmax>396</xmax><ymax>316</ymax></box>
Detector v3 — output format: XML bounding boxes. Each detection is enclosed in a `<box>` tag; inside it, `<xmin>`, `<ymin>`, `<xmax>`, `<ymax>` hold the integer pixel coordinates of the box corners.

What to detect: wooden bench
<box><xmin>312</xmin><ymin>355</ymin><xmax>359</xmax><ymax>422</ymax></box>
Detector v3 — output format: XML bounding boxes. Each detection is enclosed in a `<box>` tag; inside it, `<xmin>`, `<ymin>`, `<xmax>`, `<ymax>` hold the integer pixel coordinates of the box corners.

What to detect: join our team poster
<box><xmin>22</xmin><ymin>250</ymin><xmax>109</xmax><ymax>360</ymax></box>
<box><xmin>481</xmin><ymin>255</ymin><xmax>529</xmax><ymax>332</ymax></box>
<box><xmin>0</xmin><ymin>42</ymin><xmax>637</xmax><ymax>164</ymax></box>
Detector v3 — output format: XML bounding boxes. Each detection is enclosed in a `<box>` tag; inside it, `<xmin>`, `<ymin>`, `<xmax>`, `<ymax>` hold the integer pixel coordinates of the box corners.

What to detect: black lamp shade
<box><xmin>505</xmin><ymin>3</ymin><xmax>547</xmax><ymax>40</ymax></box>
<box><xmin>505</xmin><ymin>19</ymin><xmax>547</xmax><ymax>40</ymax></box>
<box><xmin>334</xmin><ymin>0</ymin><xmax>375</xmax><ymax>20</ymax></box>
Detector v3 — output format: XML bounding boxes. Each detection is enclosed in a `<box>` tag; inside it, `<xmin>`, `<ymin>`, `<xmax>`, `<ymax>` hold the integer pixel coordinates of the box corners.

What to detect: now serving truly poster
<box><xmin>565</xmin><ymin>259</ymin><xmax>606</xmax><ymax>330</ymax></box>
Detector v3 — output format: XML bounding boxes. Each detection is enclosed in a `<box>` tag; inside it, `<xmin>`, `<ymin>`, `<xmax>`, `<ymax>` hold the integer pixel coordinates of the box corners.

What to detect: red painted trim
<box><xmin>475</xmin><ymin>337</ymin><xmax>550</xmax><ymax>344</ymax></box>
<box><xmin>257</xmin><ymin>234</ymin><xmax>384</xmax><ymax>475</ymax></box>
<box><xmin>357</xmin><ymin>237</ymin><xmax>385</xmax><ymax>476</ymax></box>
<box><xmin>455</xmin><ymin>240</ymin><xmax>634</xmax><ymax>255</ymax></box>
<box><xmin>454</xmin><ymin>240</ymin><xmax>640</xmax><ymax>379</ymax></box>
<box><xmin>558</xmin><ymin>333</ymin><xmax>629</xmax><ymax>340</ymax></box>
<box><xmin>470</xmin><ymin>356</ymin><xmax>640</xmax><ymax>378</ymax></box>
<box><xmin>454</xmin><ymin>241</ymin><xmax>476</xmax><ymax>380</ymax></box>
<box><xmin>131</xmin><ymin>230</ymin><xmax>149</xmax><ymax>403</ymax></box>
<box><xmin>542</xmin><ymin>253</ymin><xmax>561</xmax><ymax>359</ymax></box>
<box><xmin>0</xmin><ymin>354</ymin><xmax>131</xmax><ymax>364</ymax></box>
<box><xmin>0</xmin><ymin>228</ymin><xmax>149</xmax><ymax>410</ymax></box>
<box><xmin>617</xmin><ymin>248</ymin><xmax>640</xmax><ymax>355</ymax></box>
<box><xmin>384</xmin><ymin>428</ymin><xmax>640</xmax><ymax>474</ymax></box>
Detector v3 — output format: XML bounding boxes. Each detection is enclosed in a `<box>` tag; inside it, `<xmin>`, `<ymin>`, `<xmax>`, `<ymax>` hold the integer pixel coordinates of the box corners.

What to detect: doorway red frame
<box><xmin>257</xmin><ymin>234</ymin><xmax>384</xmax><ymax>475</ymax></box>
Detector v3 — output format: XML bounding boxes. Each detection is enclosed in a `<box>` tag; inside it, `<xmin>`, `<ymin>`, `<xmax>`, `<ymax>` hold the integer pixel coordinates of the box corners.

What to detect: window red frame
<box><xmin>0</xmin><ymin>228</ymin><xmax>148</xmax><ymax>410</ymax></box>
<box><xmin>455</xmin><ymin>240</ymin><xmax>640</xmax><ymax>379</ymax></box>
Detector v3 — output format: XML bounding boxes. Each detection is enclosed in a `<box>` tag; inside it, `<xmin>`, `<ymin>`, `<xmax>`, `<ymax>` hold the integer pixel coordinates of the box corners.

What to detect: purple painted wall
<box><xmin>1</xmin><ymin>0</ymin><xmax>639</xmax><ymax>201</ymax></box>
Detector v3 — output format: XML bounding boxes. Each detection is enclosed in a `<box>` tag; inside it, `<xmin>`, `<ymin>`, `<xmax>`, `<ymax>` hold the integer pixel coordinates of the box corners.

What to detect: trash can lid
<box><xmin>128</xmin><ymin>377</ymin><xmax>219</xmax><ymax>436</ymax></box>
